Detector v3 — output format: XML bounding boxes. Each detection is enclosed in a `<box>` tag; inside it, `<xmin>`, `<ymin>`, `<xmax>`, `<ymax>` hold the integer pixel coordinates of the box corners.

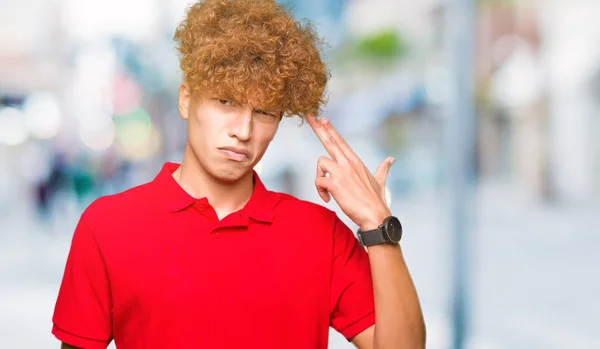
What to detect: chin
<box><xmin>209</xmin><ymin>163</ymin><xmax>252</xmax><ymax>183</ymax></box>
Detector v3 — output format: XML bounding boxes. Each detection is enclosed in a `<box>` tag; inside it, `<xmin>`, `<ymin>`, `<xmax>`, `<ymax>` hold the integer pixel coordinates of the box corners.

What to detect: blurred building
<box><xmin>475</xmin><ymin>0</ymin><xmax>600</xmax><ymax>203</ymax></box>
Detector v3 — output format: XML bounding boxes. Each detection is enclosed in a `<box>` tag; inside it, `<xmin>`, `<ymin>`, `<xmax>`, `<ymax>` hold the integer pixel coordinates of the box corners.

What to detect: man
<box><xmin>52</xmin><ymin>0</ymin><xmax>425</xmax><ymax>348</ymax></box>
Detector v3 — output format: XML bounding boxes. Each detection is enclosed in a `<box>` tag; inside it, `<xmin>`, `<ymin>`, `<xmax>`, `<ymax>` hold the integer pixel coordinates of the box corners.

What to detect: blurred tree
<box><xmin>356</xmin><ymin>30</ymin><xmax>408</xmax><ymax>59</ymax></box>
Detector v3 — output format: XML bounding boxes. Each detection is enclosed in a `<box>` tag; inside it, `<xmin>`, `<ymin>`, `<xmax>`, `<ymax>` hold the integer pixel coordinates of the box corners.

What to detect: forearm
<box><xmin>359</xmin><ymin>208</ymin><xmax>425</xmax><ymax>349</ymax></box>
<box><xmin>368</xmin><ymin>245</ymin><xmax>425</xmax><ymax>349</ymax></box>
<box><xmin>367</xmin><ymin>243</ymin><xmax>425</xmax><ymax>349</ymax></box>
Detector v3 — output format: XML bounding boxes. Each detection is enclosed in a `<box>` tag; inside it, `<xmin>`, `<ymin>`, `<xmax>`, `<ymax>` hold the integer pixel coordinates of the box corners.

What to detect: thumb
<box><xmin>374</xmin><ymin>157</ymin><xmax>394</xmax><ymax>188</ymax></box>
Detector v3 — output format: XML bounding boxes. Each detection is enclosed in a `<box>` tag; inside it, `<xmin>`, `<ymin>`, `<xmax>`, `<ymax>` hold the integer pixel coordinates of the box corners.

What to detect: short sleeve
<box><xmin>329</xmin><ymin>215</ymin><xmax>375</xmax><ymax>340</ymax></box>
<box><xmin>52</xmin><ymin>216</ymin><xmax>113</xmax><ymax>349</ymax></box>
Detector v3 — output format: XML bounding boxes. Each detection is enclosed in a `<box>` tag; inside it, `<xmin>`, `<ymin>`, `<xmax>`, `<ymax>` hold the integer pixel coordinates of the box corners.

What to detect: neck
<box><xmin>173</xmin><ymin>143</ymin><xmax>254</xmax><ymax>219</ymax></box>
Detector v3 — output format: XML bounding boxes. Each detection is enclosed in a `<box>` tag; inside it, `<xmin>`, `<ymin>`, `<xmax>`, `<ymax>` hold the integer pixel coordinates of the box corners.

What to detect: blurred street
<box><xmin>2</xmin><ymin>0</ymin><xmax>600</xmax><ymax>348</ymax></box>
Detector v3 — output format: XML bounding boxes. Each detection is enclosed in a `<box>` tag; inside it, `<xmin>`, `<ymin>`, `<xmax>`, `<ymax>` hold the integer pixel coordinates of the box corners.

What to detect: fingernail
<box><xmin>390</xmin><ymin>157</ymin><xmax>395</xmax><ymax>165</ymax></box>
<box><xmin>320</xmin><ymin>117</ymin><xmax>329</xmax><ymax>125</ymax></box>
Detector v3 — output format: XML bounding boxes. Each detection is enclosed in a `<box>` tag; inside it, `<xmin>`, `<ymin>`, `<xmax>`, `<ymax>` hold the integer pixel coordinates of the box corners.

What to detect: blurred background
<box><xmin>1</xmin><ymin>0</ymin><xmax>599</xmax><ymax>348</ymax></box>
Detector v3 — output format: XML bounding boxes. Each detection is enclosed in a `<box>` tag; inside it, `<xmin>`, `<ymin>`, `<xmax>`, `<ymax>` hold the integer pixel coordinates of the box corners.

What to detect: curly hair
<box><xmin>173</xmin><ymin>0</ymin><xmax>330</xmax><ymax>118</ymax></box>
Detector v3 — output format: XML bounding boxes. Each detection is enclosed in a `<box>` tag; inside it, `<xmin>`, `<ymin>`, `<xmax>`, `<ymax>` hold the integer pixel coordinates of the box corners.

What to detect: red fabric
<box><xmin>52</xmin><ymin>162</ymin><xmax>375</xmax><ymax>348</ymax></box>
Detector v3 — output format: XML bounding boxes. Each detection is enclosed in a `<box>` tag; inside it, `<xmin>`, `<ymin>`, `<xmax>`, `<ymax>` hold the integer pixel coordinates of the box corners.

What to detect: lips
<box><xmin>218</xmin><ymin>146</ymin><xmax>250</xmax><ymax>161</ymax></box>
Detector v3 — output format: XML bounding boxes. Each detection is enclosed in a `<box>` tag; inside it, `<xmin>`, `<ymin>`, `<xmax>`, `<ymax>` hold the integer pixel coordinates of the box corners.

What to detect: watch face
<box><xmin>385</xmin><ymin>216</ymin><xmax>402</xmax><ymax>242</ymax></box>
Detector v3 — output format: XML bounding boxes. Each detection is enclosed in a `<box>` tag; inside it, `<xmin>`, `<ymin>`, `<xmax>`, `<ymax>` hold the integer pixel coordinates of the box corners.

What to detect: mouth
<box><xmin>218</xmin><ymin>146</ymin><xmax>250</xmax><ymax>162</ymax></box>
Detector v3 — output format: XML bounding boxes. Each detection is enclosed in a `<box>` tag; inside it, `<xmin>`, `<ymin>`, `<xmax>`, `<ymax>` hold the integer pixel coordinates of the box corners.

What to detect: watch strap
<box><xmin>358</xmin><ymin>226</ymin><xmax>388</xmax><ymax>246</ymax></box>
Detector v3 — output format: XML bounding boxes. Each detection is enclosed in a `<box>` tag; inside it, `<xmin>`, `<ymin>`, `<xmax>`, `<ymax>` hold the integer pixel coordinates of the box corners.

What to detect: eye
<box><xmin>256</xmin><ymin>109</ymin><xmax>277</xmax><ymax>118</ymax></box>
<box><xmin>217</xmin><ymin>99</ymin><xmax>233</xmax><ymax>106</ymax></box>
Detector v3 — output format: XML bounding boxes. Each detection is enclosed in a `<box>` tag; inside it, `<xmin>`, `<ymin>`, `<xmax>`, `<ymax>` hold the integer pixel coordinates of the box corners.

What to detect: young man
<box><xmin>52</xmin><ymin>1</ymin><xmax>425</xmax><ymax>348</ymax></box>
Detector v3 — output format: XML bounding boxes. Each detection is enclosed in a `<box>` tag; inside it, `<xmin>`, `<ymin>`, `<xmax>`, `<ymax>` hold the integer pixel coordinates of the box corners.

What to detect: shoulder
<box><xmin>80</xmin><ymin>181</ymin><xmax>156</xmax><ymax>231</ymax></box>
<box><xmin>269</xmin><ymin>191</ymin><xmax>339</xmax><ymax>227</ymax></box>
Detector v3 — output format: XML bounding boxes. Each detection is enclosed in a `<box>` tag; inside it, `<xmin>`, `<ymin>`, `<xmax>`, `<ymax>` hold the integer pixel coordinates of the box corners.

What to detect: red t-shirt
<box><xmin>52</xmin><ymin>162</ymin><xmax>375</xmax><ymax>348</ymax></box>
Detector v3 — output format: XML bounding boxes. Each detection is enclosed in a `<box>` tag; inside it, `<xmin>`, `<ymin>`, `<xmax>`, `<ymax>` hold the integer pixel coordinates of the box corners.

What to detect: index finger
<box><xmin>318</xmin><ymin>117</ymin><xmax>360</xmax><ymax>162</ymax></box>
<box><xmin>307</xmin><ymin>114</ymin><xmax>347</xmax><ymax>163</ymax></box>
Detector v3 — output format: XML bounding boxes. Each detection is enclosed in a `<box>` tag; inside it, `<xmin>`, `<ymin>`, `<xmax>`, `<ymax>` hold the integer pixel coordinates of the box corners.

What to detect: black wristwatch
<box><xmin>357</xmin><ymin>216</ymin><xmax>403</xmax><ymax>246</ymax></box>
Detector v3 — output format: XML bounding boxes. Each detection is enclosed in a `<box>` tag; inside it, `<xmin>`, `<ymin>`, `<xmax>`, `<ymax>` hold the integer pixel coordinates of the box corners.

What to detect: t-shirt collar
<box><xmin>153</xmin><ymin>162</ymin><xmax>273</xmax><ymax>223</ymax></box>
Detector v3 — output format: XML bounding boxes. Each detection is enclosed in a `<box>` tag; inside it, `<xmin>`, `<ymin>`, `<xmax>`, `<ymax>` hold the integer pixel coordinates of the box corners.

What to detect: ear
<box><xmin>178</xmin><ymin>83</ymin><xmax>191</xmax><ymax>120</ymax></box>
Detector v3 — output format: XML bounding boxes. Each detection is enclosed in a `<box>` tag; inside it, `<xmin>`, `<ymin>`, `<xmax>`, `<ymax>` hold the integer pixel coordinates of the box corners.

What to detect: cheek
<box><xmin>189</xmin><ymin>113</ymin><xmax>223</xmax><ymax>143</ymax></box>
<box><xmin>187</xmin><ymin>118</ymin><xmax>205</xmax><ymax>143</ymax></box>
<box><xmin>258</xmin><ymin>123</ymin><xmax>279</xmax><ymax>142</ymax></box>
<box><xmin>253</xmin><ymin>125</ymin><xmax>279</xmax><ymax>153</ymax></box>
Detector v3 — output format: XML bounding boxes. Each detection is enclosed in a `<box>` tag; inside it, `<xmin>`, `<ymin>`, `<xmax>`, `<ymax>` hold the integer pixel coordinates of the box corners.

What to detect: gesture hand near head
<box><xmin>307</xmin><ymin>115</ymin><xmax>394</xmax><ymax>230</ymax></box>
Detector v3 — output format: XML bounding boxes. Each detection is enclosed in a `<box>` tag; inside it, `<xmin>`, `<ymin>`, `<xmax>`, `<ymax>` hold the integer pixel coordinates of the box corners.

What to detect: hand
<box><xmin>307</xmin><ymin>114</ymin><xmax>395</xmax><ymax>230</ymax></box>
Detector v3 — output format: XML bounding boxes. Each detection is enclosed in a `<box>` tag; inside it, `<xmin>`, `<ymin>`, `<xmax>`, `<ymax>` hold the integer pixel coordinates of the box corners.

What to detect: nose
<box><xmin>228</xmin><ymin>107</ymin><xmax>253</xmax><ymax>141</ymax></box>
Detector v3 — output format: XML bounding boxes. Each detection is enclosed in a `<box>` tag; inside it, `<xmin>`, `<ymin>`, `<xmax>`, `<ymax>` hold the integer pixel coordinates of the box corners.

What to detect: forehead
<box><xmin>233</xmin><ymin>90</ymin><xmax>282</xmax><ymax>112</ymax></box>
<box><xmin>245</xmin><ymin>89</ymin><xmax>276</xmax><ymax>110</ymax></box>
<box><xmin>198</xmin><ymin>84</ymin><xmax>283</xmax><ymax>112</ymax></box>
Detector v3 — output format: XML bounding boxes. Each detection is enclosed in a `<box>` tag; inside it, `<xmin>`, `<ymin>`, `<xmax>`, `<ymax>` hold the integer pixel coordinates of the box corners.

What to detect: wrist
<box><xmin>359</xmin><ymin>209</ymin><xmax>391</xmax><ymax>231</ymax></box>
